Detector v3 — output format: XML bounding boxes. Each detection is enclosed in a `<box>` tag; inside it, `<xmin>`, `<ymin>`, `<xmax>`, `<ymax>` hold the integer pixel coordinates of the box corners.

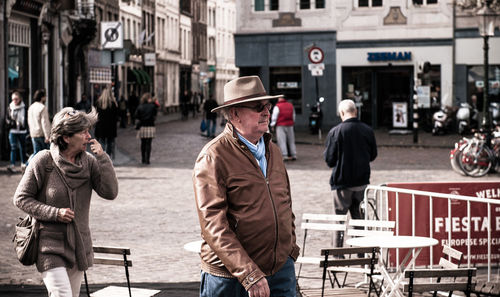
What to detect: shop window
<box><xmin>270</xmin><ymin>67</ymin><xmax>302</xmax><ymax>114</ymax></box>
<box><xmin>8</xmin><ymin>45</ymin><xmax>30</xmax><ymax>95</ymax></box>
<box><xmin>467</xmin><ymin>65</ymin><xmax>500</xmax><ymax>109</ymax></box>
<box><xmin>359</xmin><ymin>0</ymin><xmax>383</xmax><ymax>7</ymax></box>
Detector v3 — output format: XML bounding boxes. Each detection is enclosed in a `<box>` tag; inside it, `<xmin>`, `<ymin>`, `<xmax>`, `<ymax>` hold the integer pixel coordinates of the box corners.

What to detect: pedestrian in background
<box><xmin>118</xmin><ymin>95</ymin><xmax>128</xmax><ymax>128</ymax></box>
<box><xmin>28</xmin><ymin>89</ymin><xmax>51</xmax><ymax>157</ymax></box>
<box><xmin>6</xmin><ymin>91</ymin><xmax>28</xmax><ymax>173</ymax></box>
<box><xmin>94</xmin><ymin>87</ymin><xmax>118</xmax><ymax>160</ymax></box>
<box><xmin>202</xmin><ymin>96</ymin><xmax>218</xmax><ymax>138</ymax></box>
<box><xmin>180</xmin><ymin>90</ymin><xmax>190</xmax><ymax>120</ymax></box>
<box><xmin>324</xmin><ymin>99</ymin><xmax>377</xmax><ymax>247</ymax></box>
<box><xmin>128</xmin><ymin>91</ymin><xmax>139</xmax><ymax>123</ymax></box>
<box><xmin>270</xmin><ymin>96</ymin><xmax>297</xmax><ymax>161</ymax></box>
<box><xmin>13</xmin><ymin>107</ymin><xmax>118</xmax><ymax>297</ymax></box>
<box><xmin>74</xmin><ymin>94</ymin><xmax>91</xmax><ymax>113</ymax></box>
<box><xmin>134</xmin><ymin>92</ymin><xmax>157</xmax><ymax>165</ymax></box>
<box><xmin>193</xmin><ymin>76</ymin><xmax>300</xmax><ymax>297</ymax></box>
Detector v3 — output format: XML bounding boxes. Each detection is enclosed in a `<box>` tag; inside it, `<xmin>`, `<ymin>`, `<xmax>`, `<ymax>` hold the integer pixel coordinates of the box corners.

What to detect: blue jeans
<box><xmin>206</xmin><ymin>118</ymin><xmax>216</xmax><ymax>137</ymax></box>
<box><xmin>200</xmin><ymin>257</ymin><xmax>296</xmax><ymax>297</ymax></box>
<box><xmin>9</xmin><ymin>132</ymin><xmax>27</xmax><ymax>165</ymax></box>
<box><xmin>31</xmin><ymin>136</ymin><xmax>48</xmax><ymax>155</ymax></box>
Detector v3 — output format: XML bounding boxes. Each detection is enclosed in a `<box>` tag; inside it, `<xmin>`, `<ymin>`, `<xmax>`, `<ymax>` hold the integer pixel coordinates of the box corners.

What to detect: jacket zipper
<box><xmin>240</xmin><ymin>140</ymin><xmax>279</xmax><ymax>272</ymax></box>
<box><xmin>266</xmin><ymin>178</ymin><xmax>278</xmax><ymax>273</ymax></box>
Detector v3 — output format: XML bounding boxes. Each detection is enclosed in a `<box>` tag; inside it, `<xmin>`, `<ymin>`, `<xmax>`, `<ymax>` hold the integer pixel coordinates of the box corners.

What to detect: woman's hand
<box><xmin>89</xmin><ymin>139</ymin><xmax>104</xmax><ymax>156</ymax></box>
<box><xmin>57</xmin><ymin>208</ymin><xmax>74</xmax><ymax>223</ymax></box>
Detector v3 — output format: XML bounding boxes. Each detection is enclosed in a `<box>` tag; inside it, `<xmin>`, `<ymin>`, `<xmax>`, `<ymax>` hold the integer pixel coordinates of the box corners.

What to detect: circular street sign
<box><xmin>308</xmin><ymin>47</ymin><xmax>324</xmax><ymax>64</ymax></box>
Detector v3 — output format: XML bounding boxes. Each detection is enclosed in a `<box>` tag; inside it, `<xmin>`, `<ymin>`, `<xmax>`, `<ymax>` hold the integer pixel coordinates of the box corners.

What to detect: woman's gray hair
<box><xmin>50</xmin><ymin>107</ymin><xmax>98</xmax><ymax>151</ymax></box>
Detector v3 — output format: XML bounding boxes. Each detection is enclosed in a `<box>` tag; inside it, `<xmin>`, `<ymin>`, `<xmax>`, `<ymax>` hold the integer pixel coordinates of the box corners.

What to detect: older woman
<box><xmin>13</xmin><ymin>107</ymin><xmax>119</xmax><ymax>297</ymax></box>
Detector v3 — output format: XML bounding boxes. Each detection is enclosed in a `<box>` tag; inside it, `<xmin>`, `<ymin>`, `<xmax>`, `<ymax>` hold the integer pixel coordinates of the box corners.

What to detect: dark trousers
<box><xmin>141</xmin><ymin>138</ymin><xmax>153</xmax><ymax>164</ymax></box>
<box><xmin>332</xmin><ymin>188</ymin><xmax>365</xmax><ymax>247</ymax></box>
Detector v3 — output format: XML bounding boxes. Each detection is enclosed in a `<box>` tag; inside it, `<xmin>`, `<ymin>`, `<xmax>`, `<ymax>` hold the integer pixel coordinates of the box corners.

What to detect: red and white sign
<box><xmin>386</xmin><ymin>182</ymin><xmax>500</xmax><ymax>267</ymax></box>
<box><xmin>308</xmin><ymin>46</ymin><xmax>324</xmax><ymax>64</ymax></box>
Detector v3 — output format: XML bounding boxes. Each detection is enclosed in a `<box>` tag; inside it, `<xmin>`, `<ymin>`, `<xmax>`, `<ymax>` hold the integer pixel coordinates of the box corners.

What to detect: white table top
<box><xmin>183</xmin><ymin>240</ymin><xmax>203</xmax><ymax>253</ymax></box>
<box><xmin>346</xmin><ymin>235</ymin><xmax>438</xmax><ymax>249</ymax></box>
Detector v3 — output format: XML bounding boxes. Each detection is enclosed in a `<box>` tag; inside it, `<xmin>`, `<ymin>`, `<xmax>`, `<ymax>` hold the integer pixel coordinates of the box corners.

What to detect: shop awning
<box><xmin>127</xmin><ymin>68</ymin><xmax>138</xmax><ymax>84</ymax></box>
<box><xmin>137</xmin><ymin>69</ymin><xmax>152</xmax><ymax>85</ymax></box>
<box><xmin>131</xmin><ymin>69</ymin><xmax>144</xmax><ymax>85</ymax></box>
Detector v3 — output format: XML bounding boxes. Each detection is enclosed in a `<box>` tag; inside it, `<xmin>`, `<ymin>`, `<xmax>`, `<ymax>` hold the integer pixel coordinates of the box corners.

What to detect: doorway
<box><xmin>375</xmin><ymin>67</ymin><xmax>412</xmax><ymax>128</ymax></box>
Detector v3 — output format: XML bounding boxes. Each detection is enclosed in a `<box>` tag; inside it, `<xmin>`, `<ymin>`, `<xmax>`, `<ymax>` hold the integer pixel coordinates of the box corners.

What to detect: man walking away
<box><xmin>270</xmin><ymin>97</ymin><xmax>297</xmax><ymax>161</ymax></box>
<box><xmin>28</xmin><ymin>89</ymin><xmax>51</xmax><ymax>157</ymax></box>
<box><xmin>324</xmin><ymin>99</ymin><xmax>377</xmax><ymax>247</ymax></box>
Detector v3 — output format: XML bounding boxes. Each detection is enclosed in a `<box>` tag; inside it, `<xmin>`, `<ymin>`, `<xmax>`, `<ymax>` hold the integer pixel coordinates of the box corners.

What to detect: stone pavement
<box><xmin>0</xmin><ymin>111</ymin><xmax>497</xmax><ymax>296</ymax></box>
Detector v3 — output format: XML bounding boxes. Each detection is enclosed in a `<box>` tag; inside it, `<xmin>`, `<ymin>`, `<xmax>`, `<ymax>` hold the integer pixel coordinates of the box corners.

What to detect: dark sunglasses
<box><xmin>237</xmin><ymin>103</ymin><xmax>272</xmax><ymax>113</ymax></box>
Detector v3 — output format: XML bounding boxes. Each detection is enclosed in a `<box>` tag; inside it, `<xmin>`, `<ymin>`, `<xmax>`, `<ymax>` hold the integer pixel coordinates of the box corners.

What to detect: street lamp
<box><xmin>476</xmin><ymin>0</ymin><xmax>497</xmax><ymax>129</ymax></box>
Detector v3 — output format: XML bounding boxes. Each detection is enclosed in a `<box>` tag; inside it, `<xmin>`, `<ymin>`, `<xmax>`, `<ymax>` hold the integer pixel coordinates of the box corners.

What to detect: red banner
<box><xmin>386</xmin><ymin>182</ymin><xmax>500</xmax><ymax>266</ymax></box>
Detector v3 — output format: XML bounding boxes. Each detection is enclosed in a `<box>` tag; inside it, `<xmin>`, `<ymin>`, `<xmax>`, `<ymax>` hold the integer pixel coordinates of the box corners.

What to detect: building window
<box><xmin>254</xmin><ymin>0</ymin><xmax>279</xmax><ymax>11</ymax></box>
<box><xmin>316</xmin><ymin>0</ymin><xmax>325</xmax><ymax>8</ymax></box>
<box><xmin>300</xmin><ymin>0</ymin><xmax>310</xmax><ymax>9</ymax></box>
<box><xmin>255</xmin><ymin>0</ymin><xmax>264</xmax><ymax>11</ymax></box>
<box><xmin>270</xmin><ymin>0</ymin><xmax>278</xmax><ymax>10</ymax></box>
<box><xmin>359</xmin><ymin>0</ymin><xmax>383</xmax><ymax>7</ymax></box>
<box><xmin>413</xmin><ymin>0</ymin><xmax>438</xmax><ymax>5</ymax></box>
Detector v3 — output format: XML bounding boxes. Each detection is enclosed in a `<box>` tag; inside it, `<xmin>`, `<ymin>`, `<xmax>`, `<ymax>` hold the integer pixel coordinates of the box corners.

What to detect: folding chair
<box><xmin>84</xmin><ymin>246</ymin><xmax>160</xmax><ymax>297</ymax></box>
<box><xmin>434</xmin><ymin>245</ymin><xmax>464</xmax><ymax>297</ymax></box>
<box><xmin>296</xmin><ymin>213</ymin><xmax>348</xmax><ymax>283</ymax></box>
<box><xmin>329</xmin><ymin>219</ymin><xmax>394</xmax><ymax>289</ymax></box>
<box><xmin>300</xmin><ymin>247</ymin><xmax>380</xmax><ymax>297</ymax></box>
<box><xmin>403</xmin><ymin>268</ymin><xmax>476</xmax><ymax>297</ymax></box>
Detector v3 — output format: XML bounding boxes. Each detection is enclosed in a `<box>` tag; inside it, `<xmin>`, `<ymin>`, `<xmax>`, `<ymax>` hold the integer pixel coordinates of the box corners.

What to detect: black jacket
<box><xmin>134</xmin><ymin>102</ymin><xmax>157</xmax><ymax>126</ymax></box>
<box><xmin>324</xmin><ymin>118</ymin><xmax>377</xmax><ymax>190</ymax></box>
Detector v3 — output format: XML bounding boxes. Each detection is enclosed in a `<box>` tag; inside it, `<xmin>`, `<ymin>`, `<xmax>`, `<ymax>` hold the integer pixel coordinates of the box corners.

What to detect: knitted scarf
<box><xmin>237</xmin><ymin>133</ymin><xmax>267</xmax><ymax>177</ymax></box>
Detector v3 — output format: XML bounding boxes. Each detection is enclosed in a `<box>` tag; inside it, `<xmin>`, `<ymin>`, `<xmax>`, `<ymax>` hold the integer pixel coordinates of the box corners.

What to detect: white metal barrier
<box><xmin>364</xmin><ymin>184</ymin><xmax>500</xmax><ymax>281</ymax></box>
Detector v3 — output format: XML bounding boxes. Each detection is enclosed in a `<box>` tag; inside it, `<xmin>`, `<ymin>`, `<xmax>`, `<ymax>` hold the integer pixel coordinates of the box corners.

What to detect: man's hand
<box><xmin>248</xmin><ymin>278</ymin><xmax>270</xmax><ymax>297</ymax></box>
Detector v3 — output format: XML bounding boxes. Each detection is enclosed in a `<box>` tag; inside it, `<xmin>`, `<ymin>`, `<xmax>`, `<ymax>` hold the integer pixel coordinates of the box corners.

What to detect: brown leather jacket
<box><xmin>193</xmin><ymin>123</ymin><xmax>300</xmax><ymax>290</ymax></box>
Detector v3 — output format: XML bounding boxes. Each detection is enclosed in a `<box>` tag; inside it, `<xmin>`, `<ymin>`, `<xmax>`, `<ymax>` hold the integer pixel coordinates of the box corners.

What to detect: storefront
<box><xmin>235</xmin><ymin>32</ymin><xmax>337</xmax><ymax>128</ymax></box>
<box><xmin>336</xmin><ymin>42</ymin><xmax>453</xmax><ymax>129</ymax></box>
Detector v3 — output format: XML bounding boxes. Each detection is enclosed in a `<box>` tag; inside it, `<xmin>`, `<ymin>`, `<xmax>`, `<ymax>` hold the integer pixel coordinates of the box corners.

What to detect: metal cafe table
<box><xmin>346</xmin><ymin>235</ymin><xmax>438</xmax><ymax>297</ymax></box>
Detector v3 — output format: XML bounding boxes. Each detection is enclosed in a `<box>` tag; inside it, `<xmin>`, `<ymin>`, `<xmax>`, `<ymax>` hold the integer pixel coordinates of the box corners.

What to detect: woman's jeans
<box><xmin>42</xmin><ymin>266</ymin><xmax>84</xmax><ymax>297</ymax></box>
<box><xmin>9</xmin><ymin>132</ymin><xmax>27</xmax><ymax>165</ymax></box>
<box><xmin>200</xmin><ymin>257</ymin><xmax>296</xmax><ymax>297</ymax></box>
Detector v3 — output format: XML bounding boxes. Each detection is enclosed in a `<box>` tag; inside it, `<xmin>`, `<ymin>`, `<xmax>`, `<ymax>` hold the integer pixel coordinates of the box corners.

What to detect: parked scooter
<box><xmin>490</xmin><ymin>102</ymin><xmax>500</xmax><ymax>127</ymax></box>
<box><xmin>456</xmin><ymin>102</ymin><xmax>478</xmax><ymax>135</ymax></box>
<box><xmin>309</xmin><ymin>97</ymin><xmax>325</xmax><ymax>134</ymax></box>
<box><xmin>432</xmin><ymin>105</ymin><xmax>455</xmax><ymax>135</ymax></box>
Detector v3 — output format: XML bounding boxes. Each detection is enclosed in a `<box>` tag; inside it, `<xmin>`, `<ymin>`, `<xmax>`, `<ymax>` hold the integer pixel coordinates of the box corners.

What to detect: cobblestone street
<box><xmin>1</xmin><ymin>113</ymin><xmax>498</xmax><ymax>296</ymax></box>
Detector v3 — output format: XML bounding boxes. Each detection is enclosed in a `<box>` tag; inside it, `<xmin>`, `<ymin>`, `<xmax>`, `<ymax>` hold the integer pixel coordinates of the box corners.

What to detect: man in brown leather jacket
<box><xmin>193</xmin><ymin>76</ymin><xmax>300</xmax><ymax>297</ymax></box>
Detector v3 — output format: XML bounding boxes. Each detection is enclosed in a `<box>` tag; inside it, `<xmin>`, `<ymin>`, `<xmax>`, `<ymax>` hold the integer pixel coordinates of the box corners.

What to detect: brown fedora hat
<box><xmin>211</xmin><ymin>76</ymin><xmax>282</xmax><ymax>112</ymax></box>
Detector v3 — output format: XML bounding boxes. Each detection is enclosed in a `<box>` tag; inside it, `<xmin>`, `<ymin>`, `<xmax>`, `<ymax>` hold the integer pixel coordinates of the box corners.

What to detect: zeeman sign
<box><xmin>367</xmin><ymin>51</ymin><xmax>412</xmax><ymax>62</ymax></box>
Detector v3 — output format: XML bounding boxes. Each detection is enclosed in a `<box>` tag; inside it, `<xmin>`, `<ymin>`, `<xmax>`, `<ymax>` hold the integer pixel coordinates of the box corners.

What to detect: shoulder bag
<box><xmin>12</xmin><ymin>155</ymin><xmax>53</xmax><ymax>265</ymax></box>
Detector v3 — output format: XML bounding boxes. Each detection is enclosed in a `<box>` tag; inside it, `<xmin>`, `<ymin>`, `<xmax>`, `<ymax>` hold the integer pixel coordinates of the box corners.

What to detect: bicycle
<box><xmin>452</xmin><ymin>128</ymin><xmax>500</xmax><ymax>177</ymax></box>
